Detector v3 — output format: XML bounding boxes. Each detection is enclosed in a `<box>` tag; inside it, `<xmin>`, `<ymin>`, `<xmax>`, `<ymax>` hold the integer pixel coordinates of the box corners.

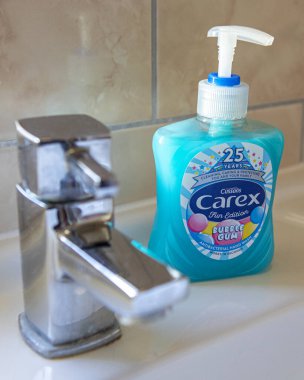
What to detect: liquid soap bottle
<box><xmin>149</xmin><ymin>26</ymin><xmax>284</xmax><ymax>281</ymax></box>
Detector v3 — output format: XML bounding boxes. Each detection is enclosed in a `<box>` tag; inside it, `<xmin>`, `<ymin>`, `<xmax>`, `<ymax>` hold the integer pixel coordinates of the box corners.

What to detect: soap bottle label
<box><xmin>181</xmin><ymin>142</ymin><xmax>273</xmax><ymax>260</ymax></box>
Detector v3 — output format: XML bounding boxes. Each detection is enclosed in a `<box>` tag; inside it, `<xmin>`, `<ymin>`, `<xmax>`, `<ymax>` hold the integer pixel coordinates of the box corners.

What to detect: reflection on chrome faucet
<box><xmin>16</xmin><ymin>115</ymin><xmax>188</xmax><ymax>358</ymax></box>
<box><xmin>32</xmin><ymin>367</ymin><xmax>53</xmax><ymax>380</ymax></box>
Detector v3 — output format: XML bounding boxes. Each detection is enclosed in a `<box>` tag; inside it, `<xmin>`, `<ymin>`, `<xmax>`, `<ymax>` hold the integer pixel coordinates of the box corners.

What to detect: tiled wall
<box><xmin>1</xmin><ymin>0</ymin><xmax>304</xmax><ymax>233</ymax></box>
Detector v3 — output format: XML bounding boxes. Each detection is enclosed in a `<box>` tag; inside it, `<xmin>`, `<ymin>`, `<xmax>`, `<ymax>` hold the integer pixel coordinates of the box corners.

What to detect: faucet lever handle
<box><xmin>67</xmin><ymin>146</ymin><xmax>118</xmax><ymax>199</ymax></box>
<box><xmin>16</xmin><ymin>114</ymin><xmax>117</xmax><ymax>202</ymax></box>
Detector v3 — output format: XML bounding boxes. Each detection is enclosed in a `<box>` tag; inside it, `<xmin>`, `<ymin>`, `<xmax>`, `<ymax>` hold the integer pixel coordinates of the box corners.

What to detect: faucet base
<box><xmin>18</xmin><ymin>313</ymin><xmax>122</xmax><ymax>359</ymax></box>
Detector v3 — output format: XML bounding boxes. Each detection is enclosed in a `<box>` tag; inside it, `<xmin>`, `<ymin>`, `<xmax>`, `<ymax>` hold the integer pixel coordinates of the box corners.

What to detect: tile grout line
<box><xmin>0</xmin><ymin>139</ymin><xmax>17</xmax><ymax>147</ymax></box>
<box><xmin>151</xmin><ymin>0</ymin><xmax>157</xmax><ymax>120</ymax></box>
<box><xmin>111</xmin><ymin>113</ymin><xmax>195</xmax><ymax>131</ymax></box>
<box><xmin>1</xmin><ymin>98</ymin><xmax>304</xmax><ymax>147</ymax></box>
<box><xmin>300</xmin><ymin>100</ymin><xmax>304</xmax><ymax>162</ymax></box>
<box><xmin>111</xmin><ymin>98</ymin><xmax>304</xmax><ymax>130</ymax></box>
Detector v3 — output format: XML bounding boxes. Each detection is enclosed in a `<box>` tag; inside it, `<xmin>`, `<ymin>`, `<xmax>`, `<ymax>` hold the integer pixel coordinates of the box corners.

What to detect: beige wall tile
<box><xmin>112</xmin><ymin>124</ymin><xmax>159</xmax><ymax>205</ymax></box>
<box><xmin>248</xmin><ymin>103</ymin><xmax>303</xmax><ymax>168</ymax></box>
<box><xmin>0</xmin><ymin>146</ymin><xmax>19</xmax><ymax>232</ymax></box>
<box><xmin>158</xmin><ymin>0</ymin><xmax>304</xmax><ymax>118</ymax></box>
<box><xmin>0</xmin><ymin>0</ymin><xmax>151</xmax><ymax>139</ymax></box>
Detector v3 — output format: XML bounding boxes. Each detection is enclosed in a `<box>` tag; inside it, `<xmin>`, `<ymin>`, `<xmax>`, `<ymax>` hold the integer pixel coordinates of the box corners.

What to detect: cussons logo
<box><xmin>181</xmin><ymin>143</ymin><xmax>272</xmax><ymax>260</ymax></box>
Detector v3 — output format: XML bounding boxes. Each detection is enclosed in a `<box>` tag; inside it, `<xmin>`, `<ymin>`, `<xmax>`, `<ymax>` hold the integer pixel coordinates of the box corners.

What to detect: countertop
<box><xmin>2</xmin><ymin>164</ymin><xmax>304</xmax><ymax>380</ymax></box>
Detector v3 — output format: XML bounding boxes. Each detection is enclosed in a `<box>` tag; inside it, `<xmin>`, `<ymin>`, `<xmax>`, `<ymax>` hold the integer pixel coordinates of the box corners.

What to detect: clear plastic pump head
<box><xmin>197</xmin><ymin>25</ymin><xmax>274</xmax><ymax>120</ymax></box>
<box><xmin>208</xmin><ymin>25</ymin><xmax>274</xmax><ymax>78</ymax></box>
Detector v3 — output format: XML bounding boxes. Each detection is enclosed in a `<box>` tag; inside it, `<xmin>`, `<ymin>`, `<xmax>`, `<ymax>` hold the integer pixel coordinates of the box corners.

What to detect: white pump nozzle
<box><xmin>208</xmin><ymin>26</ymin><xmax>274</xmax><ymax>77</ymax></box>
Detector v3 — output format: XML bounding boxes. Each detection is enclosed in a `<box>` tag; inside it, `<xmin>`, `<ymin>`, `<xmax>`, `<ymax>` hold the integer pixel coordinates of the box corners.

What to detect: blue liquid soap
<box><xmin>149</xmin><ymin>26</ymin><xmax>284</xmax><ymax>281</ymax></box>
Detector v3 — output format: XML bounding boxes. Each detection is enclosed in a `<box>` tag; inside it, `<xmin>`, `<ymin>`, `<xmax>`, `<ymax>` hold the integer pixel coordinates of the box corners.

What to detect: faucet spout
<box><xmin>58</xmin><ymin>226</ymin><xmax>188</xmax><ymax>322</ymax></box>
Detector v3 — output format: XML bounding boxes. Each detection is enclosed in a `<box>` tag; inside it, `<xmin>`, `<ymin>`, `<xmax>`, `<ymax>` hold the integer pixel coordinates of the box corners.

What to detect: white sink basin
<box><xmin>2</xmin><ymin>164</ymin><xmax>304</xmax><ymax>380</ymax></box>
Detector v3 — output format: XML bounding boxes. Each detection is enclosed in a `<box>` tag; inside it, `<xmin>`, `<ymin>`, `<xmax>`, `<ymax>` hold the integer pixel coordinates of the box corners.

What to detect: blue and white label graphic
<box><xmin>181</xmin><ymin>142</ymin><xmax>273</xmax><ymax>260</ymax></box>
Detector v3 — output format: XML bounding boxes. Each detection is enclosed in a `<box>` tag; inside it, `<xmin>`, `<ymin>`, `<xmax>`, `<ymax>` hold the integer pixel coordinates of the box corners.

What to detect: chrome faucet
<box><xmin>16</xmin><ymin>114</ymin><xmax>188</xmax><ymax>359</ymax></box>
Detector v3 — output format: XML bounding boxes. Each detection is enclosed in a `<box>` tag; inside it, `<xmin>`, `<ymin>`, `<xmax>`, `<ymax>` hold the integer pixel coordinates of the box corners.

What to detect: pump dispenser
<box><xmin>198</xmin><ymin>26</ymin><xmax>274</xmax><ymax>120</ymax></box>
<box><xmin>149</xmin><ymin>25</ymin><xmax>284</xmax><ymax>281</ymax></box>
<box><xmin>209</xmin><ymin>26</ymin><xmax>273</xmax><ymax>77</ymax></box>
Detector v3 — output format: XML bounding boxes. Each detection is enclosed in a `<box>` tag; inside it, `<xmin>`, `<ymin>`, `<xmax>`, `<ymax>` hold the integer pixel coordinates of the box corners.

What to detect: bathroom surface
<box><xmin>0</xmin><ymin>1</ymin><xmax>304</xmax><ymax>379</ymax></box>
<box><xmin>1</xmin><ymin>163</ymin><xmax>304</xmax><ymax>380</ymax></box>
